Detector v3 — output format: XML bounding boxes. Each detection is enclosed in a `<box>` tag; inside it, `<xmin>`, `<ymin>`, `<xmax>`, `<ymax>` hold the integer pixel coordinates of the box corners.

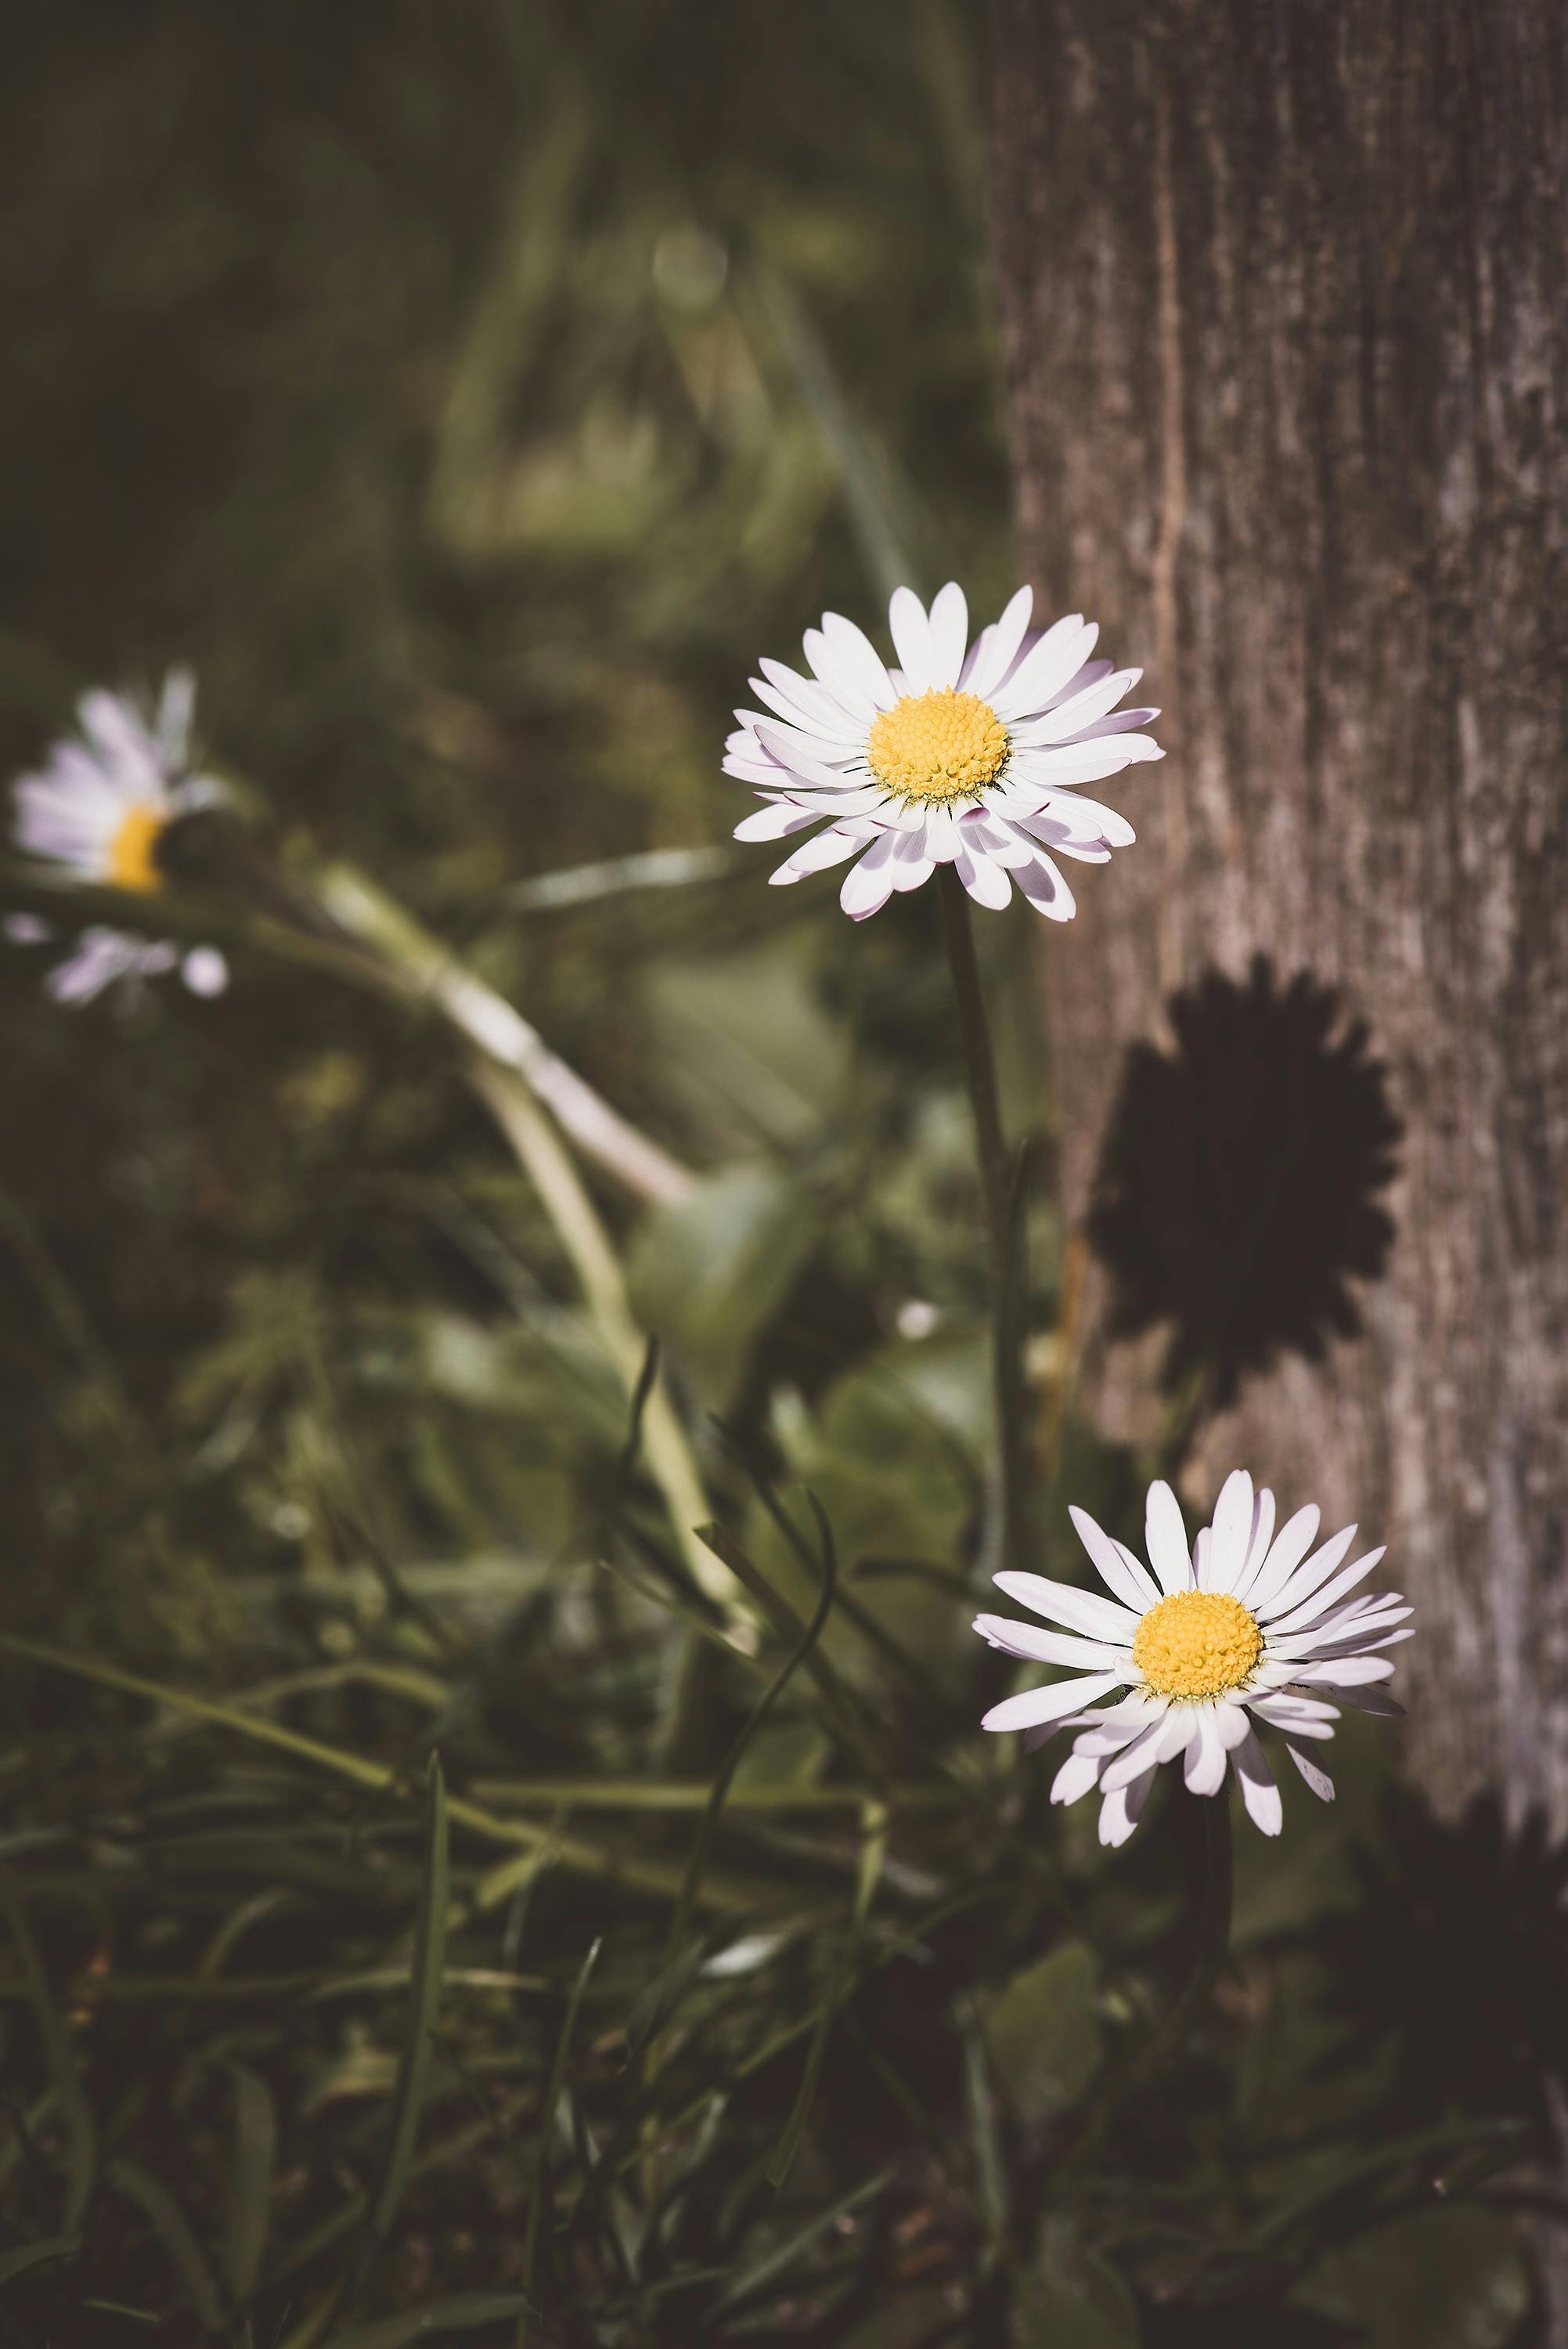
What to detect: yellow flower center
<box><xmin>866</xmin><ymin>687</ymin><xmax>1008</xmax><ymax>805</ymax></box>
<box><xmin>107</xmin><ymin>803</ymin><xmax>168</xmax><ymax>893</ymax></box>
<box><xmin>1132</xmin><ymin>1590</ymin><xmax>1263</xmax><ymax>1700</ymax></box>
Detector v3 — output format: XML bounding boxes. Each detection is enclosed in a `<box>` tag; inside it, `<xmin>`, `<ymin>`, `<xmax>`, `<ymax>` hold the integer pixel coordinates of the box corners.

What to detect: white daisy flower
<box><xmin>725</xmin><ymin>583</ymin><xmax>1162</xmax><ymax>922</ymax></box>
<box><xmin>9</xmin><ymin>671</ymin><xmax>227</xmax><ymax>1005</ymax></box>
<box><xmin>974</xmin><ymin>1470</ymin><xmax>1411</xmax><ymax>1846</ymax></box>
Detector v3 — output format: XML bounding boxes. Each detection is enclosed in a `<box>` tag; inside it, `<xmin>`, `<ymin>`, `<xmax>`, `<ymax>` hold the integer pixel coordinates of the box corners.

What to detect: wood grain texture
<box><xmin>989</xmin><ymin>0</ymin><xmax>1568</xmax><ymax>1823</ymax></box>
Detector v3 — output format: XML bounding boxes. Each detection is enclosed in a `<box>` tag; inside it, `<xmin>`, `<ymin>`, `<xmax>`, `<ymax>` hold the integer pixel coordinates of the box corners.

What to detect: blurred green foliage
<box><xmin>0</xmin><ymin>7</ymin><xmax>1551</xmax><ymax>2345</ymax></box>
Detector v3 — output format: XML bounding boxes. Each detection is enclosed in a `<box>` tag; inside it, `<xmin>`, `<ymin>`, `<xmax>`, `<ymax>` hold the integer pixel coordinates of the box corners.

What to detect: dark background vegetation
<box><xmin>0</xmin><ymin>8</ymin><xmax>1553</xmax><ymax>2345</ymax></box>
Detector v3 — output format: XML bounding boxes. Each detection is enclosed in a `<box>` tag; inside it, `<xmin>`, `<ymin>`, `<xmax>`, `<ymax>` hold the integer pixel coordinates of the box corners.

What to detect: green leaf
<box><xmin>0</xmin><ymin>2234</ymin><xmax>81</xmax><ymax>2286</ymax></box>
<box><xmin>1011</xmin><ymin>2216</ymin><xmax>1139</xmax><ymax>2348</ymax></box>
<box><xmin>1296</xmin><ymin>2206</ymin><xmax>1530</xmax><ymax>2348</ymax></box>
<box><xmin>323</xmin><ymin>2293</ymin><xmax>534</xmax><ymax>2349</ymax></box>
<box><xmin>627</xmin><ymin>1163</ymin><xmax>816</xmax><ymax>1405</ymax></box>
<box><xmin>106</xmin><ymin>2157</ymin><xmax>225</xmax><ymax>2332</ymax></box>
<box><xmin>980</xmin><ymin>1940</ymin><xmax>1104</xmax><ymax>2128</ymax></box>
<box><xmin>647</xmin><ymin>936</ymin><xmax>852</xmax><ymax>1149</ymax></box>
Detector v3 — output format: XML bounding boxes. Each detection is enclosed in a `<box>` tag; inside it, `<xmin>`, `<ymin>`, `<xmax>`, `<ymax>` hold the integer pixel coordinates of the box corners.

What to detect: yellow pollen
<box><xmin>106</xmin><ymin>803</ymin><xmax>168</xmax><ymax>893</ymax></box>
<box><xmin>1131</xmin><ymin>1590</ymin><xmax>1263</xmax><ymax>1700</ymax></box>
<box><xmin>866</xmin><ymin>687</ymin><xmax>1009</xmax><ymax>805</ymax></box>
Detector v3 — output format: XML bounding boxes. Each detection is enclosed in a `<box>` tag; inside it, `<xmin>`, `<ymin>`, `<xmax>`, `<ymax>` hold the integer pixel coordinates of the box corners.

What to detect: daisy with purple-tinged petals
<box><xmin>9</xmin><ymin>670</ymin><xmax>228</xmax><ymax>1005</ymax></box>
<box><xmin>974</xmin><ymin>1470</ymin><xmax>1411</xmax><ymax>1846</ymax></box>
<box><xmin>725</xmin><ymin>582</ymin><xmax>1162</xmax><ymax>922</ymax></box>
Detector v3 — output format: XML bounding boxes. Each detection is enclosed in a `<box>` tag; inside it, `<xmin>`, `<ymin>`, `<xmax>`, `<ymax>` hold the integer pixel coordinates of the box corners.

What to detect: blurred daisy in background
<box><xmin>975</xmin><ymin>1470</ymin><xmax>1411</xmax><ymax>1845</ymax></box>
<box><xmin>9</xmin><ymin>669</ymin><xmax>228</xmax><ymax>1003</ymax></box>
<box><xmin>726</xmin><ymin>582</ymin><xmax>1162</xmax><ymax>922</ymax></box>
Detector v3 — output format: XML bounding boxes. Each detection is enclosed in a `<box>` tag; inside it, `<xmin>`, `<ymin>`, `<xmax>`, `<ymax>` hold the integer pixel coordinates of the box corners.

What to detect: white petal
<box><xmin>1015</xmin><ymin>850</ymin><xmax>1077</xmax><ymax>921</ymax></box>
<box><xmin>994</xmin><ymin>1566</ymin><xmax>1144</xmax><ymax>1644</ymax></box>
<box><xmin>889</xmin><ymin>828</ymin><xmax>935</xmax><ymax>892</ymax></box>
<box><xmin>1144</xmin><ymin>1481</ymin><xmax>1193</xmax><ymax>1595</ymax></box>
<box><xmin>1284</xmin><ymin>1655</ymin><xmax>1396</xmax><ymax>1686</ymax></box>
<box><xmin>748</xmin><ymin>672</ymin><xmax>864</xmax><ymax>744</ymax></box>
<box><xmin>4</xmin><ymin>913</ymin><xmax>53</xmax><ymax>944</ymax></box>
<box><xmin>1260</xmin><ymin>1525</ymin><xmax>1359</xmax><ymax>1621</ymax></box>
<box><xmin>773</xmin><ymin>826</ymin><xmax>865</xmax><ymax>883</ymax></box>
<box><xmin>1072</xmin><ymin>1707</ymin><xmax>1167</xmax><ymax>1761</ymax></box>
<box><xmin>1266</xmin><ymin>1547</ymin><xmax>1388</xmax><ymax>1636</ymax></box>
<box><xmin>954</xmin><ymin>839</ymin><xmax>1011</xmax><ymax>910</ymax></box>
<box><xmin>962</xmin><ymin>814</ymin><xmax>1034</xmax><ymax>868</ymax></box>
<box><xmin>1286</xmin><ymin>1743</ymin><xmax>1336</xmax><ymax>1801</ymax></box>
<box><xmin>887</xmin><ymin>587</ymin><xmax>935</xmax><ymax>695</ymax></box>
<box><xmin>1009</xmin><ymin>735</ymin><xmax>1164</xmax><ymax>786</ymax></box>
<box><xmin>1066</xmin><ymin>1506</ymin><xmax>1161</xmax><ymax>1611</ymax></box>
<box><xmin>154</xmin><ymin>668</ymin><xmax>196</xmax><ymax>767</ymax></box>
<box><xmin>1014</xmin><ymin>815</ymin><xmax>1110</xmax><ymax>867</ymax></box>
<box><xmin>734</xmin><ymin>801</ymin><xmax>813</xmax><ymax>843</ymax></box>
<box><xmin>820</xmin><ymin>612</ymin><xmax>897</xmax><ymax>710</ymax></box>
<box><xmin>965</xmin><ymin>585</ymin><xmax>1033</xmax><ymax>700</ymax></box>
<box><xmin>991</xmin><ymin>617</ymin><xmax>1097</xmax><ymax>720</ymax></box>
<box><xmin>971</xmin><ymin>1614</ymin><xmax>1131</xmax><ymax>1672</ymax></box>
<box><xmin>758</xmin><ymin>657</ymin><xmax>864</xmax><ymax>738</ymax></box>
<box><xmin>78</xmin><ymin>691</ymin><xmax>161</xmax><ymax>795</ymax></box>
<box><xmin>982</xmin><ymin>1670</ymin><xmax>1125</xmax><ymax>1734</ymax></box>
<box><xmin>1013</xmin><ymin>667</ymin><xmax>1142</xmax><ymax>745</ymax></box>
<box><xmin>1310</xmin><ymin>1681</ymin><xmax>1404</xmax><ymax>1717</ymax></box>
<box><xmin>180</xmin><ymin>946</ymin><xmax>228</xmax><ymax>998</ymax></box>
<box><xmin>1071</xmin><ymin>1690</ymin><xmax>1169</xmax><ymax>1741</ymax></box>
<box><xmin>1231</xmin><ymin>1729</ymin><xmax>1283</xmax><ymax>1835</ymax></box>
<box><xmin>1248</xmin><ymin>1691</ymin><xmax>1340</xmax><ymax>1730</ymax></box>
<box><xmin>735</xmin><ymin>711</ymin><xmax>863</xmax><ymax>770</ymax></box>
<box><xmin>1204</xmin><ymin>1470</ymin><xmax>1255</xmax><ymax>1593</ymax></box>
<box><xmin>1100</xmin><ymin>1718</ymin><xmax>1170</xmax><ymax>1792</ymax></box>
<box><xmin>927</xmin><ymin>582</ymin><xmax>969</xmax><ymax>687</ymax></box>
<box><xmin>753</xmin><ymin>720</ymin><xmax>871</xmax><ymax>797</ymax></box>
<box><xmin>1241</xmin><ymin>1504</ymin><xmax>1322</xmax><ymax>1610</ymax></box>
<box><xmin>1051</xmin><ymin>1750</ymin><xmax>1103</xmax><ymax>1806</ymax></box>
<box><xmin>1184</xmin><ymin>1711</ymin><xmax>1228</xmax><ymax>1795</ymax></box>
<box><xmin>1239</xmin><ymin>1488</ymin><xmax>1277</xmax><ymax>1594</ymax></box>
<box><xmin>922</xmin><ymin>805</ymin><xmax>961</xmax><ymax>862</ymax></box>
<box><xmin>1098</xmin><ymin>1766</ymin><xmax>1155</xmax><ymax>1846</ymax></box>
<box><xmin>838</xmin><ymin>832</ymin><xmax>900</xmax><ymax>921</ymax></box>
<box><xmin>1033</xmin><ymin>788</ymin><xmax>1137</xmax><ymax>848</ymax></box>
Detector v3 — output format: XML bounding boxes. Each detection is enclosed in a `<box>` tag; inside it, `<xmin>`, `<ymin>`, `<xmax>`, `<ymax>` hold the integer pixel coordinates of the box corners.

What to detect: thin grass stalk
<box><xmin>278</xmin><ymin>861</ymin><xmax>733</xmax><ymax>1613</ymax></box>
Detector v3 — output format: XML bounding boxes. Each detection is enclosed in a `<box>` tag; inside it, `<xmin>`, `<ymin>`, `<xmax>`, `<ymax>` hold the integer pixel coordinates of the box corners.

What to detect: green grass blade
<box><xmin>0</xmin><ymin>1872</ymin><xmax>95</xmax><ymax>2232</ymax></box>
<box><xmin>323</xmin><ymin>2295</ymin><xmax>532</xmax><ymax>2349</ymax></box>
<box><xmin>106</xmin><ymin>2156</ymin><xmax>225</xmax><ymax>2331</ymax></box>
<box><xmin>702</xmin><ymin>2163</ymin><xmax>897</xmax><ymax>2325</ymax></box>
<box><xmin>0</xmin><ymin>2234</ymin><xmax>80</xmax><ymax>2285</ymax></box>
<box><xmin>628</xmin><ymin>1525</ymin><xmax>840</xmax><ymax>2058</ymax></box>
<box><xmin>353</xmin><ymin>1754</ymin><xmax>450</xmax><ymax>2292</ymax></box>
<box><xmin>694</xmin><ymin>1517</ymin><xmax>879</xmax><ymax>1772</ymax></box>
<box><xmin>518</xmin><ymin>1935</ymin><xmax>601</xmax><ymax>2347</ymax></box>
<box><xmin>223</xmin><ymin>2063</ymin><xmax>277</xmax><ymax>2302</ymax></box>
<box><xmin>0</xmin><ymin>1634</ymin><xmax>766</xmax><ymax>1914</ymax></box>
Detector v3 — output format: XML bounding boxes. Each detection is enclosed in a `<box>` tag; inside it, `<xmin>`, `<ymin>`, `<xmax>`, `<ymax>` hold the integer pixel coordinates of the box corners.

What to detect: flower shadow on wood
<box><xmin>1087</xmin><ymin>958</ymin><xmax>1401</xmax><ymax>1410</ymax></box>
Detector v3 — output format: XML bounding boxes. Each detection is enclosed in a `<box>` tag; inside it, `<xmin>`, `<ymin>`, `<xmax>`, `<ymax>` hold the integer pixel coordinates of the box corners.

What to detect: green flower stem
<box><xmin>1052</xmin><ymin>1784</ymin><xmax>1234</xmax><ymax>2180</ymax></box>
<box><xmin>935</xmin><ymin>865</ymin><xmax>1029</xmax><ymax>1579</ymax></box>
<box><xmin>1154</xmin><ymin>1784</ymin><xmax>1235</xmax><ymax>2064</ymax></box>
